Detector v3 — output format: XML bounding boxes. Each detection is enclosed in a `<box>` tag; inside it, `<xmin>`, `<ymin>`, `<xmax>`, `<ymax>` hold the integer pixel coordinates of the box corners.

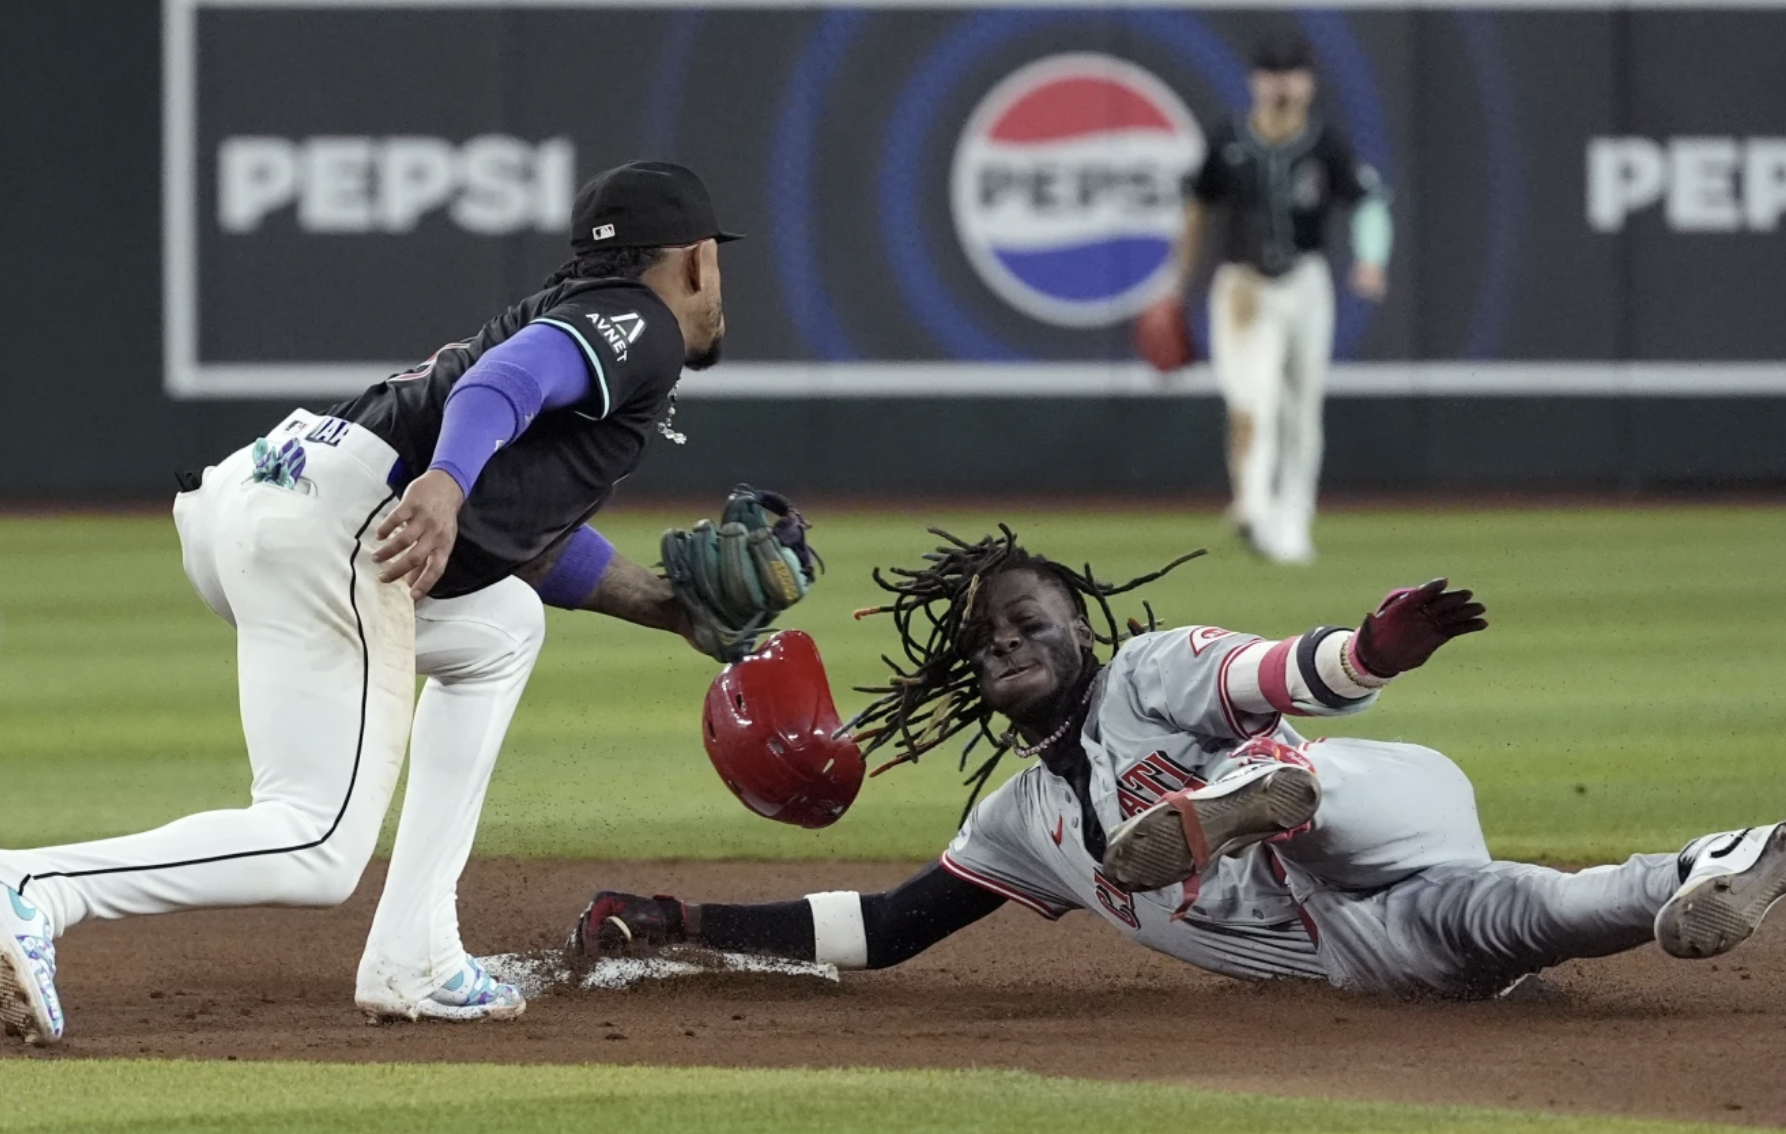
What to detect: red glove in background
<box><xmin>1135</xmin><ymin>297</ymin><xmax>1195</xmax><ymax>373</ymax></box>
<box><xmin>1351</xmin><ymin>578</ymin><xmax>1488</xmax><ymax>678</ymax></box>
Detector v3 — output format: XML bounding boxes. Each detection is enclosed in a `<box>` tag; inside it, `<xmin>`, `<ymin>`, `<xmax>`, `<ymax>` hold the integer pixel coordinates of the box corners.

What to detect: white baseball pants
<box><xmin>0</xmin><ymin>410</ymin><xmax>544</xmax><ymax>1016</ymax></box>
<box><xmin>1208</xmin><ymin>255</ymin><xmax>1335</xmax><ymax>564</ymax></box>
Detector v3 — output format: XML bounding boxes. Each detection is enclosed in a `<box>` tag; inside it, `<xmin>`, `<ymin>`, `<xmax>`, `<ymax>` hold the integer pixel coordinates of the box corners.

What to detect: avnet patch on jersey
<box><xmin>584</xmin><ymin>311</ymin><xmax>647</xmax><ymax>364</ymax></box>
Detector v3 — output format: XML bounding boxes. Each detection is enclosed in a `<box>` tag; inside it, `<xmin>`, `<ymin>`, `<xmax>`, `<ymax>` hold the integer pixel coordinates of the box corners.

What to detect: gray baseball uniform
<box><xmin>944</xmin><ymin>626</ymin><xmax>1679</xmax><ymax>997</ymax></box>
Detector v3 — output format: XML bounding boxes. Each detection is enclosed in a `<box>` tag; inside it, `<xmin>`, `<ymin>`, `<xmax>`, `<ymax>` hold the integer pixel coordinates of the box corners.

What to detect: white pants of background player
<box><xmin>1208</xmin><ymin>254</ymin><xmax>1334</xmax><ymax>564</ymax></box>
<box><xmin>0</xmin><ymin>410</ymin><xmax>541</xmax><ymax>1017</ymax></box>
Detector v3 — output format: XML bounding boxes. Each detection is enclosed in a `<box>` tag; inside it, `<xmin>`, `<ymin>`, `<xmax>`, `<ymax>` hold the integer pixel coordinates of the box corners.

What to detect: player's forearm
<box><xmin>1349</xmin><ymin>195</ymin><xmax>1393</xmax><ymax>268</ymax></box>
<box><xmin>1170</xmin><ymin>202</ymin><xmax>1207</xmax><ymax>294</ymax></box>
<box><xmin>1223</xmin><ymin>628</ymin><xmax>1388</xmax><ymax>719</ymax></box>
<box><xmin>518</xmin><ymin>533</ymin><xmax>684</xmax><ymax>632</ymax></box>
<box><xmin>586</xmin><ymin>553</ymin><xmax>685</xmax><ymax>632</ymax></box>
<box><xmin>692</xmin><ymin>863</ymin><xmax>1005</xmax><ymax>970</ymax></box>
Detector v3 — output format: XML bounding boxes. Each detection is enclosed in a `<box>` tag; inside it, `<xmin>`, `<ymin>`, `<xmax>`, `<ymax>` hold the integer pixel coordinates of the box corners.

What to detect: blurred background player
<box><xmin>1141</xmin><ymin>33</ymin><xmax>1394</xmax><ymax>565</ymax></box>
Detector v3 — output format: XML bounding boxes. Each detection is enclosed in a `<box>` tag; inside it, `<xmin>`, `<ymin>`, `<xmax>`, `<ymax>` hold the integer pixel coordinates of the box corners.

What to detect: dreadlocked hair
<box><xmin>540</xmin><ymin>245</ymin><xmax>670</xmax><ymax>289</ymax></box>
<box><xmin>843</xmin><ymin>526</ymin><xmax>1205</xmax><ymax>821</ymax></box>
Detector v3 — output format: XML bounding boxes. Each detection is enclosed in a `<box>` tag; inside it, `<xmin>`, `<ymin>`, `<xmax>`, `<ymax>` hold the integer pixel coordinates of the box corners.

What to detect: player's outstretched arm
<box><xmin>516</xmin><ymin>528</ymin><xmax>692</xmax><ymax>636</ymax></box>
<box><xmin>568</xmin><ymin>862</ymin><xmax>1006</xmax><ymax>971</ymax></box>
<box><xmin>1351</xmin><ymin>578</ymin><xmax>1486</xmax><ymax>677</ymax></box>
<box><xmin>516</xmin><ymin>485</ymin><xmax>823</xmax><ymax>660</ymax></box>
<box><xmin>1131</xmin><ymin>580</ymin><xmax>1487</xmax><ymax>736</ymax></box>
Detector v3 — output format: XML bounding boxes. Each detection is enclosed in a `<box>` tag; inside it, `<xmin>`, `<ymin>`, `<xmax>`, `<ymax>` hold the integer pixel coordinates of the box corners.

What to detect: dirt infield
<box><xmin>10</xmin><ymin>859</ymin><xmax>1785</xmax><ymax>1127</ymax></box>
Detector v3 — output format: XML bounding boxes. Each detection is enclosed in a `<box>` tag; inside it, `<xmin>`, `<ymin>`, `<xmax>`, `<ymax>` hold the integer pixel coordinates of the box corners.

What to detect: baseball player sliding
<box><xmin>0</xmin><ymin>161</ymin><xmax>818</xmax><ymax>1046</ymax></box>
<box><xmin>1138</xmin><ymin>33</ymin><xmax>1393</xmax><ymax>565</ymax></box>
<box><xmin>571</xmin><ymin>530</ymin><xmax>1786</xmax><ymax>999</ymax></box>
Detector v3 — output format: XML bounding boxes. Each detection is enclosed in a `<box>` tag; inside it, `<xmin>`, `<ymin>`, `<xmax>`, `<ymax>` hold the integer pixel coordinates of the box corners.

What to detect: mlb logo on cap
<box><xmin>951</xmin><ymin>54</ymin><xmax>1205</xmax><ymax>328</ymax></box>
<box><xmin>590</xmin><ymin>223</ymin><xmax>616</xmax><ymax>242</ymax></box>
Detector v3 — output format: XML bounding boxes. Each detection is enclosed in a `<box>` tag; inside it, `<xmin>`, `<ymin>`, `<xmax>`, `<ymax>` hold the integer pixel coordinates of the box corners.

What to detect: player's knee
<box><xmin>307</xmin><ymin>858</ymin><xmax>369</xmax><ymax>908</ymax></box>
<box><xmin>248</xmin><ymin>806</ymin><xmax>377</xmax><ymax>907</ymax></box>
<box><xmin>255</xmin><ymin>846</ymin><xmax>369</xmax><ymax>909</ymax></box>
<box><xmin>302</xmin><ymin>836</ymin><xmax>380</xmax><ymax>907</ymax></box>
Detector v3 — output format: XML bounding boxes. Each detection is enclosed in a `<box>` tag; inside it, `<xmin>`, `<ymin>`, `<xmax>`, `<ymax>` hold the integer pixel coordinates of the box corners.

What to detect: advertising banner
<box><xmin>164</xmin><ymin>0</ymin><xmax>1786</xmax><ymax>399</ymax></box>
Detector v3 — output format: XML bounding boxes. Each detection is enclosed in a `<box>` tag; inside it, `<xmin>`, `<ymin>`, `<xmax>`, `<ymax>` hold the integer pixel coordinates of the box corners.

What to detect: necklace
<box><xmin>1010</xmin><ymin>685</ymin><xmax>1094</xmax><ymax>759</ymax></box>
<box><xmin>656</xmin><ymin>388</ymin><xmax>687</xmax><ymax>445</ymax></box>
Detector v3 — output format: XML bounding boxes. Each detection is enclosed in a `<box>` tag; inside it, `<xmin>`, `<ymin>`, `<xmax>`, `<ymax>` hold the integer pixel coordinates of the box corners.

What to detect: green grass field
<box><xmin>4</xmin><ymin>506</ymin><xmax>1783</xmax><ymax>862</ymax></box>
<box><xmin>0</xmin><ymin>1062</ymin><xmax>1752</xmax><ymax>1134</ymax></box>
<box><xmin>3</xmin><ymin>505</ymin><xmax>1784</xmax><ymax>1133</ymax></box>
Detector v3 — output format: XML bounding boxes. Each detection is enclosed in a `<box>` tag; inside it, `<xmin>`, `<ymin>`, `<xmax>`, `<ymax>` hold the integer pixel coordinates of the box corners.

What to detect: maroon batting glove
<box><xmin>567</xmin><ymin>891</ymin><xmax>687</xmax><ymax>955</ymax></box>
<box><xmin>1351</xmin><ymin>578</ymin><xmax>1488</xmax><ymax>678</ymax></box>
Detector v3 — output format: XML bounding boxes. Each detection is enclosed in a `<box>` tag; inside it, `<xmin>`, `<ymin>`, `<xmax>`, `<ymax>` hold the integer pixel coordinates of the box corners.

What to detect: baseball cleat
<box><xmin>413</xmin><ymin>956</ymin><xmax>525</xmax><ymax>1022</ymax></box>
<box><xmin>361</xmin><ymin>955</ymin><xmax>525</xmax><ymax>1024</ymax></box>
<box><xmin>0</xmin><ymin>885</ymin><xmax>64</xmax><ymax>1046</ymax></box>
<box><xmin>1102</xmin><ymin>763</ymin><xmax>1320</xmax><ymax>892</ymax></box>
<box><xmin>1655</xmin><ymin>823</ymin><xmax>1786</xmax><ymax>960</ymax></box>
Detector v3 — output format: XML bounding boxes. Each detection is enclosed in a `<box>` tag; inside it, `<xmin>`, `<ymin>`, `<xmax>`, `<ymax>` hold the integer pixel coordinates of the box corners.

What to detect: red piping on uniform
<box><xmin>938</xmin><ymin>852</ymin><xmax>1062</xmax><ymax>920</ymax></box>
<box><xmin>1257</xmin><ymin>636</ymin><xmax>1300</xmax><ymax>716</ymax></box>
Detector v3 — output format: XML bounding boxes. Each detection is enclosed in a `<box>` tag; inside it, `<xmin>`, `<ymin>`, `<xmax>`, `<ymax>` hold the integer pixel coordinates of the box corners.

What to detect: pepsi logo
<box><xmin>951</xmin><ymin>54</ymin><xmax>1205</xmax><ymax>328</ymax></box>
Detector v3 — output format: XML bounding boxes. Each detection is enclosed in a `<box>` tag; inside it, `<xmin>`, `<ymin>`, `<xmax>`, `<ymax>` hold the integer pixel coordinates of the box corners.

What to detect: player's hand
<box><xmin>660</xmin><ymin>486</ymin><xmax>820</xmax><ymax>663</ymax></box>
<box><xmin>374</xmin><ymin>469</ymin><xmax>465</xmax><ymax>600</ymax></box>
<box><xmin>1350</xmin><ymin>262</ymin><xmax>1388</xmax><ymax>302</ymax></box>
<box><xmin>567</xmin><ymin>891</ymin><xmax>688</xmax><ymax>955</ymax></box>
<box><xmin>1351</xmin><ymin>578</ymin><xmax>1486</xmax><ymax>678</ymax></box>
<box><xmin>1135</xmin><ymin>295</ymin><xmax>1195</xmax><ymax>375</ymax></box>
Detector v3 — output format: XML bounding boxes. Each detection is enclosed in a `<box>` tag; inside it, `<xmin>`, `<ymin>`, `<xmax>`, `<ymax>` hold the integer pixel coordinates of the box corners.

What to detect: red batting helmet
<box><xmin>701</xmin><ymin>630</ymin><xmax>865</xmax><ymax>829</ymax></box>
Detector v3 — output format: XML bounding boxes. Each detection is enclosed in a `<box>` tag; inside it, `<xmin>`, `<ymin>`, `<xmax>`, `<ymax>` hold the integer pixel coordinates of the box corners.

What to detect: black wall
<box><xmin>3</xmin><ymin>2</ymin><xmax>1782</xmax><ymax>503</ymax></box>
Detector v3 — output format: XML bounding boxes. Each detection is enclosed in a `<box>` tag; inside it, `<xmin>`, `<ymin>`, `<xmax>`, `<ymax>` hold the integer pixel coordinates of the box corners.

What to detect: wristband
<box><xmin>533</xmin><ymin>526</ymin><xmax>615</xmax><ymax>610</ymax></box>
<box><xmin>806</xmin><ymin>891</ymin><xmax>868</xmax><ymax>970</ymax></box>
<box><xmin>1341</xmin><ymin>634</ymin><xmax>1393</xmax><ymax>688</ymax></box>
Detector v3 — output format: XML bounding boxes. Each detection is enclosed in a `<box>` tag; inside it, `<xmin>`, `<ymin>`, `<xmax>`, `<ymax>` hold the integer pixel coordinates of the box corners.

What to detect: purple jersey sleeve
<box><xmin>427</xmin><ymin>323</ymin><xmax>592</xmax><ymax>496</ymax></box>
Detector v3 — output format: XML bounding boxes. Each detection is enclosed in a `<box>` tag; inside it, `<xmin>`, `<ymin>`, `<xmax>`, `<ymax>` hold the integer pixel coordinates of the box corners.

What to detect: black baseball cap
<box><xmin>1251</xmin><ymin>32</ymin><xmax>1315</xmax><ymax>73</ymax></box>
<box><xmin>569</xmin><ymin>160</ymin><xmax>742</xmax><ymax>254</ymax></box>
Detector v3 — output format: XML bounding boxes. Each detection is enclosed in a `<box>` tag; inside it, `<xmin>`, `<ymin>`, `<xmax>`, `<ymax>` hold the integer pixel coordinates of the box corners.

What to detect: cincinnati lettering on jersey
<box><xmin>1116</xmin><ymin>750</ymin><xmax>1206</xmax><ymax>819</ymax></box>
<box><xmin>1093</xmin><ymin>869</ymin><xmax>1140</xmax><ymax>929</ymax></box>
<box><xmin>586</xmin><ymin>311</ymin><xmax>647</xmax><ymax>364</ymax></box>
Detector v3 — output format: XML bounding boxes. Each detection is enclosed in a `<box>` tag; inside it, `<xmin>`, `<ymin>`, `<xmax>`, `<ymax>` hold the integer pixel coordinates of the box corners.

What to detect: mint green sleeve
<box><xmin>1350</xmin><ymin>190</ymin><xmax>1393</xmax><ymax>268</ymax></box>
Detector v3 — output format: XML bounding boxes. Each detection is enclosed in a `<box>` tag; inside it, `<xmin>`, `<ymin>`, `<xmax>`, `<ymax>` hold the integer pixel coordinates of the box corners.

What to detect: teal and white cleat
<box><xmin>413</xmin><ymin>955</ymin><xmax>526</xmax><ymax>1023</ymax></box>
<box><xmin>0</xmin><ymin>886</ymin><xmax>64</xmax><ymax>1046</ymax></box>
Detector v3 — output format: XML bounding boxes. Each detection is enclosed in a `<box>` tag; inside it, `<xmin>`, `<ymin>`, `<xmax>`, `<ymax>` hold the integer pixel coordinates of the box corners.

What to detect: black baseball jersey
<box><xmin>330</xmin><ymin>277</ymin><xmax>684</xmax><ymax>599</ymax></box>
<box><xmin>1186</xmin><ymin>116</ymin><xmax>1377</xmax><ymax>277</ymax></box>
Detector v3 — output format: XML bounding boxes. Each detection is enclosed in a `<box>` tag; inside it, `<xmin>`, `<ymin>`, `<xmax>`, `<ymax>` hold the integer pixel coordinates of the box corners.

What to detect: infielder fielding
<box><xmin>0</xmin><ymin>161</ymin><xmax>818</xmax><ymax>1045</ymax></box>
<box><xmin>570</xmin><ymin>531</ymin><xmax>1786</xmax><ymax>998</ymax></box>
<box><xmin>1140</xmin><ymin>33</ymin><xmax>1393</xmax><ymax>565</ymax></box>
